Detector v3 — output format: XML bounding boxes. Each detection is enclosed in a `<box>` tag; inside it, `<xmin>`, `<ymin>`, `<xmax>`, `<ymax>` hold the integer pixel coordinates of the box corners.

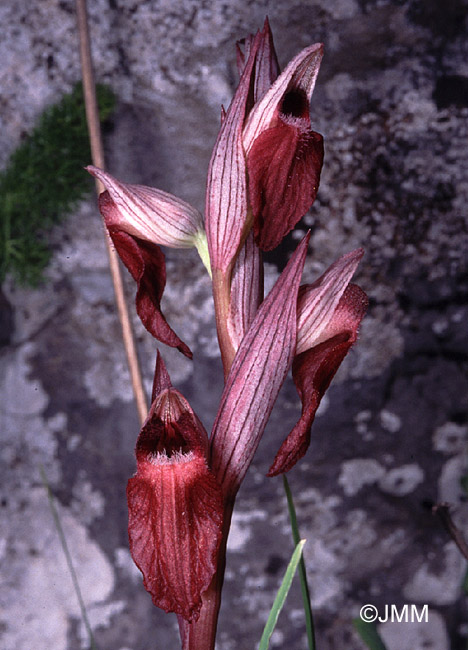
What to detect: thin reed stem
<box><xmin>75</xmin><ymin>0</ymin><xmax>148</xmax><ymax>424</ymax></box>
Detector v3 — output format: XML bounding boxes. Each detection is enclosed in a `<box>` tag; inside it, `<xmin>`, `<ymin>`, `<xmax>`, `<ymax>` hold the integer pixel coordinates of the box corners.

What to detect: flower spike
<box><xmin>97</xmin><ymin>20</ymin><xmax>370</xmax><ymax>648</ymax></box>
<box><xmin>127</xmin><ymin>354</ymin><xmax>223</xmax><ymax>621</ymax></box>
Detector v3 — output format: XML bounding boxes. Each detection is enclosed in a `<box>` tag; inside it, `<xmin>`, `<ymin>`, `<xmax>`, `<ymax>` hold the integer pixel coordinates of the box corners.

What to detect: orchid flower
<box><xmin>86</xmin><ymin>165</ymin><xmax>210</xmax><ymax>357</ymax></box>
<box><xmin>268</xmin><ymin>250</ymin><xmax>369</xmax><ymax>476</ymax></box>
<box><xmin>127</xmin><ymin>353</ymin><xmax>223</xmax><ymax>622</ymax></box>
<box><xmin>204</xmin><ymin>19</ymin><xmax>325</xmax><ymax>374</ymax></box>
<box><xmin>205</xmin><ymin>18</ymin><xmax>324</xmax><ymax>277</ymax></box>
<box><xmin>86</xmin><ymin>165</ymin><xmax>208</xmax><ymax>259</ymax></box>
<box><xmin>90</xmin><ymin>19</ymin><xmax>368</xmax><ymax>650</ymax></box>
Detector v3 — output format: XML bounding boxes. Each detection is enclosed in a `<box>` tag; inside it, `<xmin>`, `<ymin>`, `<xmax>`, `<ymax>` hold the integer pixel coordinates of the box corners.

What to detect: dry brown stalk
<box><xmin>75</xmin><ymin>0</ymin><xmax>148</xmax><ymax>424</ymax></box>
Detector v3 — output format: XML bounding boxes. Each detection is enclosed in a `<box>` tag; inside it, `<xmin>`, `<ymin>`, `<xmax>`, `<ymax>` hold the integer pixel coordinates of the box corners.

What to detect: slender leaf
<box><xmin>40</xmin><ymin>466</ymin><xmax>99</xmax><ymax>650</ymax></box>
<box><xmin>283</xmin><ymin>475</ymin><xmax>316</xmax><ymax>649</ymax></box>
<box><xmin>258</xmin><ymin>539</ymin><xmax>306</xmax><ymax>650</ymax></box>
<box><xmin>353</xmin><ymin>619</ymin><xmax>388</xmax><ymax>650</ymax></box>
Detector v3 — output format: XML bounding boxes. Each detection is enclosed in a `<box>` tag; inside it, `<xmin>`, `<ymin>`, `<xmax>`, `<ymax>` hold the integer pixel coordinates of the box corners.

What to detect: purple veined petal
<box><xmin>144</xmin><ymin>354</ymin><xmax>209</xmax><ymax>457</ymax></box>
<box><xmin>252</xmin><ymin>17</ymin><xmax>280</xmax><ymax>101</ymax></box>
<box><xmin>243</xmin><ymin>42</ymin><xmax>324</xmax><ymax>154</ymax></box>
<box><xmin>210</xmin><ymin>234</ymin><xmax>309</xmax><ymax>498</ymax></box>
<box><xmin>151</xmin><ymin>353</ymin><xmax>209</xmax><ymax>454</ymax></box>
<box><xmin>87</xmin><ymin>166</ymin><xmax>204</xmax><ymax>249</ymax></box>
<box><xmin>127</xmin><ymin>456</ymin><xmax>223</xmax><ymax>622</ymax></box>
<box><xmin>205</xmin><ymin>32</ymin><xmax>262</xmax><ymax>274</ymax></box>
<box><xmin>268</xmin><ymin>283</ymin><xmax>368</xmax><ymax>476</ymax></box>
<box><xmin>128</xmin><ymin>363</ymin><xmax>223</xmax><ymax>622</ymax></box>
<box><xmin>296</xmin><ymin>248</ymin><xmax>364</xmax><ymax>354</ymax></box>
<box><xmin>236</xmin><ymin>17</ymin><xmax>280</xmax><ymax>105</ymax></box>
<box><xmin>227</xmin><ymin>231</ymin><xmax>264</xmax><ymax>350</ymax></box>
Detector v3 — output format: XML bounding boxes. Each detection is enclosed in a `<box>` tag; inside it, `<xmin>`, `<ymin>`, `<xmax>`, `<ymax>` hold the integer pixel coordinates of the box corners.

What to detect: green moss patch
<box><xmin>0</xmin><ymin>83</ymin><xmax>115</xmax><ymax>286</ymax></box>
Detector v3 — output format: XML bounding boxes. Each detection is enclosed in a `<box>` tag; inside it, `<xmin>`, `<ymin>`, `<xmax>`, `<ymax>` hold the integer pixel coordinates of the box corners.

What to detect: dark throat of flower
<box><xmin>280</xmin><ymin>87</ymin><xmax>310</xmax><ymax>120</ymax></box>
<box><xmin>136</xmin><ymin>417</ymin><xmax>193</xmax><ymax>461</ymax></box>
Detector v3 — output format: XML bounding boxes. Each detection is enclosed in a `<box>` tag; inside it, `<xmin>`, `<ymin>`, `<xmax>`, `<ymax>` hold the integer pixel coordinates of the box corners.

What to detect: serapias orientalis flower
<box><xmin>86</xmin><ymin>165</ymin><xmax>211</xmax><ymax>357</ymax></box>
<box><xmin>86</xmin><ymin>165</ymin><xmax>208</xmax><ymax>257</ymax></box>
<box><xmin>205</xmin><ymin>18</ymin><xmax>324</xmax><ymax>276</ymax></box>
<box><xmin>210</xmin><ymin>242</ymin><xmax>367</xmax><ymax>492</ymax></box>
<box><xmin>268</xmin><ymin>249</ymin><xmax>368</xmax><ymax>475</ymax></box>
<box><xmin>127</xmin><ymin>353</ymin><xmax>223</xmax><ymax>622</ymax></box>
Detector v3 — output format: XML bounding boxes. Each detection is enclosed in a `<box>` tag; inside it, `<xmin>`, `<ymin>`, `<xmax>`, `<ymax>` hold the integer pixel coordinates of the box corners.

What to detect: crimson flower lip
<box><xmin>127</xmin><ymin>354</ymin><xmax>223</xmax><ymax>622</ymax></box>
<box><xmin>105</xmin><ymin>224</ymin><xmax>192</xmax><ymax>357</ymax></box>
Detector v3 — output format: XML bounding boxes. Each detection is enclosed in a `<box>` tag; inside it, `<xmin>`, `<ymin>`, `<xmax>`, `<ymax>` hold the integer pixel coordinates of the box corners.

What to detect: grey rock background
<box><xmin>1</xmin><ymin>0</ymin><xmax>467</xmax><ymax>649</ymax></box>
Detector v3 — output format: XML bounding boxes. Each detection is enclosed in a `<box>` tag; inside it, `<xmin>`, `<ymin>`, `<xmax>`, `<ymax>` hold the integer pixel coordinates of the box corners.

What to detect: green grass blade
<box><xmin>258</xmin><ymin>539</ymin><xmax>306</xmax><ymax>650</ymax></box>
<box><xmin>353</xmin><ymin>619</ymin><xmax>388</xmax><ymax>650</ymax></box>
<box><xmin>283</xmin><ymin>474</ymin><xmax>316</xmax><ymax>650</ymax></box>
<box><xmin>39</xmin><ymin>466</ymin><xmax>99</xmax><ymax>650</ymax></box>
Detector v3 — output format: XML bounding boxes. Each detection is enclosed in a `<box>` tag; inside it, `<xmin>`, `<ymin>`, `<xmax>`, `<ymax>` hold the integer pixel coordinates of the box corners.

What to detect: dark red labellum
<box><xmin>247</xmin><ymin>120</ymin><xmax>324</xmax><ymax>251</ymax></box>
